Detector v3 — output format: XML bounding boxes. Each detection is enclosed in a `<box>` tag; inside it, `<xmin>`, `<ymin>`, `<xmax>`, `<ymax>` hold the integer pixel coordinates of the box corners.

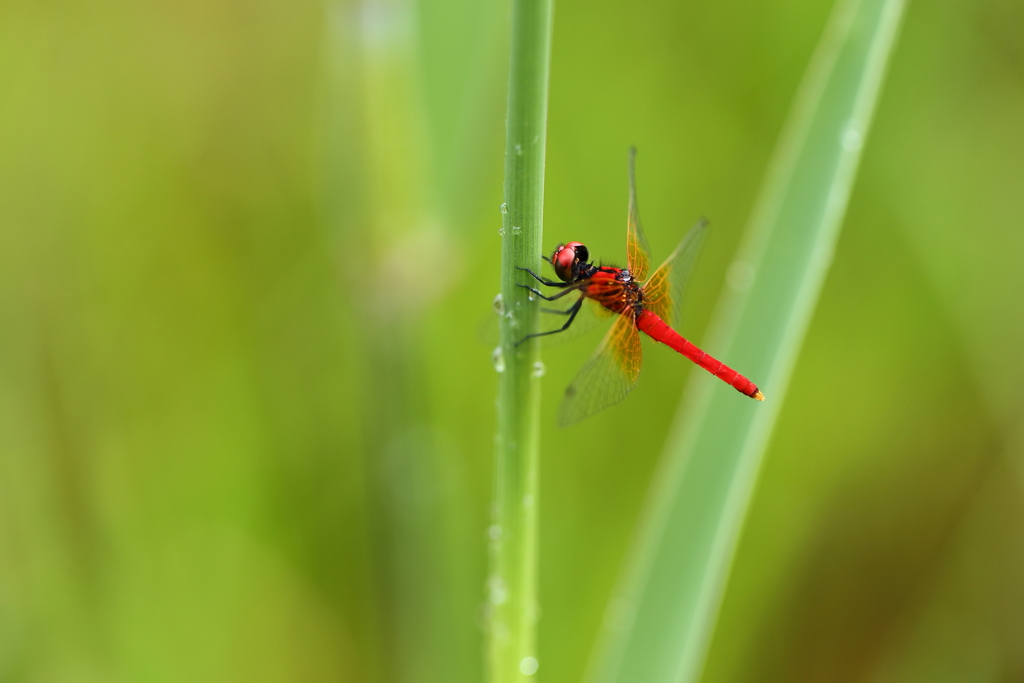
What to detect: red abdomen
<box><xmin>635</xmin><ymin>310</ymin><xmax>763</xmax><ymax>399</ymax></box>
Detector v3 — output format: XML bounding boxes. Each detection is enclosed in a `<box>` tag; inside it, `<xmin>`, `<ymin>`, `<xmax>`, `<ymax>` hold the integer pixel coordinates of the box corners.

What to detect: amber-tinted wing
<box><xmin>643</xmin><ymin>219</ymin><xmax>708</xmax><ymax>328</ymax></box>
<box><xmin>557</xmin><ymin>312</ymin><xmax>643</xmax><ymax>427</ymax></box>
<box><xmin>626</xmin><ymin>147</ymin><xmax>652</xmax><ymax>282</ymax></box>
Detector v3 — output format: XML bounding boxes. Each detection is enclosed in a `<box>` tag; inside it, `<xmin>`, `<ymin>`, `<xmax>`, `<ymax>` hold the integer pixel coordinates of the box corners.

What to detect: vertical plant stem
<box><xmin>490</xmin><ymin>0</ymin><xmax>553</xmax><ymax>681</ymax></box>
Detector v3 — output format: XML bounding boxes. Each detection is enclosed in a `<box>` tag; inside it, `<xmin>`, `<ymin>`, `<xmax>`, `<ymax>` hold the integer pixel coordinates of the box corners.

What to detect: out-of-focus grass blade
<box><xmin>586</xmin><ymin>1</ymin><xmax>907</xmax><ymax>682</ymax></box>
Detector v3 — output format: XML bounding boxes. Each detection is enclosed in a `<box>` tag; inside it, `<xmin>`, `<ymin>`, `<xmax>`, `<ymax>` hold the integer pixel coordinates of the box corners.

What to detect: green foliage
<box><xmin>587</xmin><ymin>1</ymin><xmax>907</xmax><ymax>682</ymax></box>
<box><xmin>2</xmin><ymin>1</ymin><xmax>1024</xmax><ymax>682</ymax></box>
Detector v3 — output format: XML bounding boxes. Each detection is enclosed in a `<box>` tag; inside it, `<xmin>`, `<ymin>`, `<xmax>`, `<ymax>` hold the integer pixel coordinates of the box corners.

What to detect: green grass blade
<box><xmin>490</xmin><ymin>0</ymin><xmax>553</xmax><ymax>682</ymax></box>
<box><xmin>587</xmin><ymin>1</ymin><xmax>907</xmax><ymax>682</ymax></box>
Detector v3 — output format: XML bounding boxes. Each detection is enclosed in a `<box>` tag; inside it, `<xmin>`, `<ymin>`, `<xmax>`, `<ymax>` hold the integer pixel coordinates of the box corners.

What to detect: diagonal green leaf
<box><xmin>586</xmin><ymin>1</ymin><xmax>908</xmax><ymax>682</ymax></box>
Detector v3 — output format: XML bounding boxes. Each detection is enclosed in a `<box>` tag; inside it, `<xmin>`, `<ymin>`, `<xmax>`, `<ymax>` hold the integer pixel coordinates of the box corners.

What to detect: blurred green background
<box><xmin>2</xmin><ymin>0</ymin><xmax>1023</xmax><ymax>681</ymax></box>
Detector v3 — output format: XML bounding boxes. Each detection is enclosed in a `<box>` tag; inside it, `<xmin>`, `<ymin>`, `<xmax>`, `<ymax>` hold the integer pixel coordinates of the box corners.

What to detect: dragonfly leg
<box><xmin>516</xmin><ymin>297</ymin><xmax>584</xmax><ymax>346</ymax></box>
<box><xmin>517</xmin><ymin>284</ymin><xmax>580</xmax><ymax>301</ymax></box>
<box><xmin>541</xmin><ymin>303</ymin><xmax>577</xmax><ymax>315</ymax></box>
<box><xmin>517</xmin><ymin>266</ymin><xmax>565</xmax><ymax>287</ymax></box>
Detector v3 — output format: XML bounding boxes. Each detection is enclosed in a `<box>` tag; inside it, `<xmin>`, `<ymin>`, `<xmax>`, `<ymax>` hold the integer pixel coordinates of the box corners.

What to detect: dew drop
<box><xmin>523</xmin><ymin>493</ymin><xmax>534</xmax><ymax>507</ymax></box>
<box><xmin>492</xmin><ymin>293</ymin><xmax>505</xmax><ymax>315</ymax></box>
<box><xmin>520</xmin><ymin>657</ymin><xmax>539</xmax><ymax>676</ymax></box>
<box><xmin>499</xmin><ymin>202</ymin><xmax>508</xmax><ymax>214</ymax></box>
<box><xmin>488</xmin><ymin>524</ymin><xmax>502</xmax><ymax>540</ymax></box>
<box><xmin>505</xmin><ymin>310</ymin><xmax>518</xmax><ymax>328</ymax></box>
<box><xmin>491</xmin><ymin>347</ymin><xmax>505</xmax><ymax>373</ymax></box>
<box><xmin>532</xmin><ymin>361</ymin><xmax>546</xmax><ymax>378</ymax></box>
<box><xmin>498</xmin><ymin>226</ymin><xmax>506</xmax><ymax>236</ymax></box>
<box><xmin>511</xmin><ymin>225</ymin><xmax>522</xmax><ymax>235</ymax></box>
<box><xmin>514</xmin><ymin>143</ymin><xmax>522</xmax><ymax>155</ymax></box>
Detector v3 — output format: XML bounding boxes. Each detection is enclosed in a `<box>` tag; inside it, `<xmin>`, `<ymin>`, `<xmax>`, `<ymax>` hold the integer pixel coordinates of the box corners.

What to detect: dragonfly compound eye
<box><xmin>552</xmin><ymin>241</ymin><xmax>588</xmax><ymax>282</ymax></box>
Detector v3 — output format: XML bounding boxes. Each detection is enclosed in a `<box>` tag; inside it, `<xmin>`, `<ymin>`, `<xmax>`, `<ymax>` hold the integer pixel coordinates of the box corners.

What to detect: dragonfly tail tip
<box><xmin>753</xmin><ymin>390</ymin><xmax>765</xmax><ymax>401</ymax></box>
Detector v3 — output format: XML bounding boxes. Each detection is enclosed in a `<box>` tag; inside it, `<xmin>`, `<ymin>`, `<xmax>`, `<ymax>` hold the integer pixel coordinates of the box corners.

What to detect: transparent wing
<box><xmin>626</xmin><ymin>147</ymin><xmax>652</xmax><ymax>282</ymax></box>
<box><xmin>531</xmin><ymin>295</ymin><xmax>614</xmax><ymax>346</ymax></box>
<box><xmin>558</xmin><ymin>312</ymin><xmax>643</xmax><ymax>428</ymax></box>
<box><xmin>643</xmin><ymin>219</ymin><xmax>708</xmax><ymax>328</ymax></box>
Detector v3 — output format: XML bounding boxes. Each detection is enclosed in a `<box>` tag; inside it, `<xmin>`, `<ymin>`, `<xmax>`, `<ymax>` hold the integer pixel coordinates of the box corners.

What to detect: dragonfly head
<box><xmin>551</xmin><ymin>242</ymin><xmax>589</xmax><ymax>283</ymax></box>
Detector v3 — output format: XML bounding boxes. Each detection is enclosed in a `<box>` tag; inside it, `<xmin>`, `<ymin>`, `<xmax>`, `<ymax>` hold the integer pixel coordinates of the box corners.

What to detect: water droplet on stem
<box><xmin>520</xmin><ymin>657</ymin><xmax>539</xmax><ymax>676</ymax></box>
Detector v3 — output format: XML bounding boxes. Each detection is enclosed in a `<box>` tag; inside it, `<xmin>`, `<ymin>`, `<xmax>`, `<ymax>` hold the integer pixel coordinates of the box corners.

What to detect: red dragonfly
<box><xmin>519</xmin><ymin>149</ymin><xmax>764</xmax><ymax>426</ymax></box>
